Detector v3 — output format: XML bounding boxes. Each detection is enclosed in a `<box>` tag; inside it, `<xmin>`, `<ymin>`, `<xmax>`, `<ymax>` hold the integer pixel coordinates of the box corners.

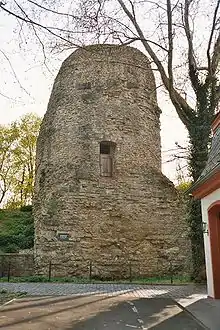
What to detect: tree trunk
<box><xmin>20</xmin><ymin>166</ymin><xmax>26</xmax><ymax>206</ymax></box>
<box><xmin>187</xmin><ymin>90</ymin><xmax>214</xmax><ymax>280</ymax></box>
<box><xmin>187</xmin><ymin>198</ymin><xmax>205</xmax><ymax>281</ymax></box>
<box><xmin>0</xmin><ymin>189</ymin><xmax>6</xmax><ymax>205</ymax></box>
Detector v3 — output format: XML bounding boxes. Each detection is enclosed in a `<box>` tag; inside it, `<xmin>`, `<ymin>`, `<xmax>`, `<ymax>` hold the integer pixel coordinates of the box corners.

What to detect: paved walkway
<box><xmin>1</xmin><ymin>283</ymin><xmax>220</xmax><ymax>329</ymax></box>
<box><xmin>0</xmin><ymin>282</ymin><xmax>206</xmax><ymax>298</ymax></box>
<box><xmin>181</xmin><ymin>297</ymin><xmax>220</xmax><ymax>330</ymax></box>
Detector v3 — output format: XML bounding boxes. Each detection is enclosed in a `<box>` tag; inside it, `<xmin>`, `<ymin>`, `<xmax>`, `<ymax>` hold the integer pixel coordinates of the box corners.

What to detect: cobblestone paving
<box><xmin>0</xmin><ymin>283</ymin><xmax>207</xmax><ymax>299</ymax></box>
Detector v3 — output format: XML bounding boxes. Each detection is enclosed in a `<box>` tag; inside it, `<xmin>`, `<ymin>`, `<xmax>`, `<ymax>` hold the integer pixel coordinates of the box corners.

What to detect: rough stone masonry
<box><xmin>34</xmin><ymin>44</ymin><xmax>190</xmax><ymax>279</ymax></box>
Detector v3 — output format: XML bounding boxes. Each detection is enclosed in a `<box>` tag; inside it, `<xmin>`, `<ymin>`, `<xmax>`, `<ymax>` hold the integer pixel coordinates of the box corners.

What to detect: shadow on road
<box><xmin>0</xmin><ymin>291</ymin><xmax>206</xmax><ymax>329</ymax></box>
<box><xmin>64</xmin><ymin>298</ymin><xmax>205</xmax><ymax>330</ymax></box>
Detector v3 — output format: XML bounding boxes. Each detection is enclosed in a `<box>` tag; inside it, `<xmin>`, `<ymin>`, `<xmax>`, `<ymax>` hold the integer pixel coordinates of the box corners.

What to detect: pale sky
<box><xmin>0</xmin><ymin>7</ymin><xmax>189</xmax><ymax>184</ymax></box>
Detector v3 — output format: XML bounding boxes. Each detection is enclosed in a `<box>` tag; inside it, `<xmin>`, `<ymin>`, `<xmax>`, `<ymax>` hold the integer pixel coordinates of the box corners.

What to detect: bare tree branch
<box><xmin>207</xmin><ymin>0</ymin><xmax>220</xmax><ymax>74</ymax></box>
<box><xmin>137</xmin><ymin>0</ymin><xmax>167</xmax><ymax>12</ymax></box>
<box><xmin>211</xmin><ymin>32</ymin><xmax>220</xmax><ymax>74</ymax></box>
<box><xmin>0</xmin><ymin>49</ymin><xmax>31</xmax><ymax>97</ymax></box>
<box><xmin>0</xmin><ymin>90</ymin><xmax>20</xmax><ymax>101</ymax></box>
<box><xmin>183</xmin><ymin>0</ymin><xmax>200</xmax><ymax>92</ymax></box>
<box><xmin>117</xmin><ymin>0</ymin><xmax>195</xmax><ymax>128</ymax></box>
<box><xmin>167</xmin><ymin>0</ymin><xmax>173</xmax><ymax>87</ymax></box>
<box><xmin>14</xmin><ymin>0</ymin><xmax>79</xmax><ymax>35</ymax></box>
<box><xmin>0</xmin><ymin>2</ymin><xmax>79</xmax><ymax>47</ymax></box>
<box><xmin>114</xmin><ymin>35</ymin><xmax>169</xmax><ymax>52</ymax></box>
<box><xmin>27</xmin><ymin>0</ymin><xmax>80</xmax><ymax>20</ymax></box>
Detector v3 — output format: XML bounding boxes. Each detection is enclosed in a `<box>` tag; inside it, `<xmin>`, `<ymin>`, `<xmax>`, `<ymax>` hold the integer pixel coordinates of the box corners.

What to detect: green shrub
<box><xmin>4</xmin><ymin>244</ymin><xmax>19</xmax><ymax>253</ymax></box>
<box><xmin>0</xmin><ymin>289</ymin><xmax>8</xmax><ymax>294</ymax></box>
<box><xmin>20</xmin><ymin>205</ymin><xmax>32</xmax><ymax>212</ymax></box>
<box><xmin>0</xmin><ymin>208</ymin><xmax>34</xmax><ymax>252</ymax></box>
<box><xmin>0</xmin><ymin>275</ymin><xmax>192</xmax><ymax>284</ymax></box>
<box><xmin>24</xmin><ymin>276</ymin><xmax>49</xmax><ymax>282</ymax></box>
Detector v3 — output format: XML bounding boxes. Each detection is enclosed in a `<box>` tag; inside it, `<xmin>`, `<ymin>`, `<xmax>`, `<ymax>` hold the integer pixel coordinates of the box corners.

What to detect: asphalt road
<box><xmin>0</xmin><ymin>295</ymin><xmax>204</xmax><ymax>330</ymax></box>
<box><xmin>72</xmin><ymin>298</ymin><xmax>204</xmax><ymax>330</ymax></box>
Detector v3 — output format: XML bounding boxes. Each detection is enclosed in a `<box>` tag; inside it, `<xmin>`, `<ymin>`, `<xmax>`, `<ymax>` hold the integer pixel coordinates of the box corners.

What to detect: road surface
<box><xmin>0</xmin><ymin>295</ymin><xmax>205</xmax><ymax>329</ymax></box>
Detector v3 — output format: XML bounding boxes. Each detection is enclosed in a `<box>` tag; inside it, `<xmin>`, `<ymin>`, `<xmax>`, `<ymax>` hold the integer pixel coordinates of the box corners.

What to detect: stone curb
<box><xmin>174</xmin><ymin>299</ymin><xmax>209</xmax><ymax>330</ymax></box>
<box><xmin>0</xmin><ymin>298</ymin><xmax>16</xmax><ymax>308</ymax></box>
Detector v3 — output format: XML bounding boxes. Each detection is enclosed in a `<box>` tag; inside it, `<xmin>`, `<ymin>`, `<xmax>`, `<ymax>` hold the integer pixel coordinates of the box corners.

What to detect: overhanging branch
<box><xmin>167</xmin><ymin>0</ymin><xmax>173</xmax><ymax>88</ymax></box>
<box><xmin>211</xmin><ymin>32</ymin><xmax>220</xmax><ymax>74</ymax></box>
<box><xmin>207</xmin><ymin>0</ymin><xmax>220</xmax><ymax>74</ymax></box>
<box><xmin>117</xmin><ymin>0</ymin><xmax>195</xmax><ymax>128</ymax></box>
<box><xmin>183</xmin><ymin>0</ymin><xmax>200</xmax><ymax>92</ymax></box>
<box><xmin>0</xmin><ymin>2</ymin><xmax>79</xmax><ymax>47</ymax></box>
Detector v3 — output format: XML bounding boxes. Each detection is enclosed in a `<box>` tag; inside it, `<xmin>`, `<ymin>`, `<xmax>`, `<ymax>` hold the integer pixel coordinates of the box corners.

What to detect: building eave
<box><xmin>189</xmin><ymin>165</ymin><xmax>220</xmax><ymax>199</ymax></box>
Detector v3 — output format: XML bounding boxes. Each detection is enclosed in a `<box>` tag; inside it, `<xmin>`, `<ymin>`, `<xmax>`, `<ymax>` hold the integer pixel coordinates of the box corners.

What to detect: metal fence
<box><xmin>0</xmin><ymin>254</ymin><xmax>190</xmax><ymax>283</ymax></box>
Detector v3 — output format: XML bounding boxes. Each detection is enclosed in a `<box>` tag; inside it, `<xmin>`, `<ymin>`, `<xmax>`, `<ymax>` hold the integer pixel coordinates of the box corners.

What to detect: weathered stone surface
<box><xmin>34</xmin><ymin>45</ymin><xmax>190</xmax><ymax>278</ymax></box>
<box><xmin>0</xmin><ymin>253</ymin><xmax>34</xmax><ymax>277</ymax></box>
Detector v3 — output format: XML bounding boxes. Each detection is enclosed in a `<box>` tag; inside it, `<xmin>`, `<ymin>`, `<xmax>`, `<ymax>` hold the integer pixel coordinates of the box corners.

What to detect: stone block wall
<box><xmin>34</xmin><ymin>45</ymin><xmax>191</xmax><ymax>278</ymax></box>
<box><xmin>0</xmin><ymin>253</ymin><xmax>34</xmax><ymax>277</ymax></box>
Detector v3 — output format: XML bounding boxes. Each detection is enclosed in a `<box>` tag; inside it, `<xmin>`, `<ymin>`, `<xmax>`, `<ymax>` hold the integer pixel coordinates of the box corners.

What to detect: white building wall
<box><xmin>201</xmin><ymin>188</ymin><xmax>220</xmax><ymax>298</ymax></box>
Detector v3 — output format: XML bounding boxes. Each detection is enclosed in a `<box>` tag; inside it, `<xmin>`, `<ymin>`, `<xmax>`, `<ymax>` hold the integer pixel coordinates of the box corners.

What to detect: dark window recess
<box><xmin>100</xmin><ymin>143</ymin><xmax>111</xmax><ymax>154</ymax></box>
<box><xmin>100</xmin><ymin>141</ymin><xmax>116</xmax><ymax>177</ymax></box>
<box><xmin>57</xmin><ymin>233</ymin><xmax>70</xmax><ymax>241</ymax></box>
<box><xmin>76</xmin><ymin>82</ymin><xmax>91</xmax><ymax>90</ymax></box>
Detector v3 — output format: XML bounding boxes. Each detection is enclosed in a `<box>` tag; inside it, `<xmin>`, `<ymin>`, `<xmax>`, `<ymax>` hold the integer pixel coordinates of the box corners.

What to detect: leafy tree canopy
<box><xmin>0</xmin><ymin>113</ymin><xmax>42</xmax><ymax>208</ymax></box>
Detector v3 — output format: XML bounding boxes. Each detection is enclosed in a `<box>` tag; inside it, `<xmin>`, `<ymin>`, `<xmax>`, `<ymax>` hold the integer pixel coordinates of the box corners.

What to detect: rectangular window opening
<box><xmin>100</xmin><ymin>143</ymin><xmax>111</xmax><ymax>154</ymax></box>
<box><xmin>100</xmin><ymin>155</ymin><xmax>113</xmax><ymax>177</ymax></box>
<box><xmin>100</xmin><ymin>141</ymin><xmax>115</xmax><ymax>177</ymax></box>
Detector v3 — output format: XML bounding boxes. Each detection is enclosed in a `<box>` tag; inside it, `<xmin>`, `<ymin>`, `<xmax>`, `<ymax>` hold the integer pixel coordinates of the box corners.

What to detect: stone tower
<box><xmin>34</xmin><ymin>45</ymin><xmax>190</xmax><ymax>278</ymax></box>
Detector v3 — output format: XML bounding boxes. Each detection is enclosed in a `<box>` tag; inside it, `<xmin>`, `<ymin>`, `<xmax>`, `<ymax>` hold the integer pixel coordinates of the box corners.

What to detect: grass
<box><xmin>0</xmin><ymin>289</ymin><xmax>27</xmax><ymax>305</ymax></box>
<box><xmin>0</xmin><ymin>275</ymin><xmax>192</xmax><ymax>284</ymax></box>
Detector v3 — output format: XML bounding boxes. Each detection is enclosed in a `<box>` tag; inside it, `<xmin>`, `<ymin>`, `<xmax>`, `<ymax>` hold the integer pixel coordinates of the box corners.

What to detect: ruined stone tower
<box><xmin>34</xmin><ymin>45</ymin><xmax>190</xmax><ymax>278</ymax></box>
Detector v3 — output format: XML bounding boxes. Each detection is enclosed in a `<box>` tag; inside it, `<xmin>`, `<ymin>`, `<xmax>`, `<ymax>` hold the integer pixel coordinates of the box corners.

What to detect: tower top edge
<box><xmin>63</xmin><ymin>44</ymin><xmax>151</xmax><ymax>65</ymax></box>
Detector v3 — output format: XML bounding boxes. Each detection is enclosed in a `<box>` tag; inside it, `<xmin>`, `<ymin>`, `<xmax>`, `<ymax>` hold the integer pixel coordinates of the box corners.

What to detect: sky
<box><xmin>0</xmin><ymin>6</ymin><xmax>189</xmax><ymax>184</ymax></box>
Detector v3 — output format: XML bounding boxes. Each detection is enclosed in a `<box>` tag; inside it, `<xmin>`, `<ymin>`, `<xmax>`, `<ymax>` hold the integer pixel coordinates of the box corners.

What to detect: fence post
<box><xmin>48</xmin><ymin>261</ymin><xmax>52</xmax><ymax>282</ymax></box>
<box><xmin>89</xmin><ymin>260</ymin><xmax>92</xmax><ymax>282</ymax></box>
<box><xmin>7</xmin><ymin>261</ymin><xmax>11</xmax><ymax>282</ymax></box>
<box><xmin>0</xmin><ymin>255</ymin><xmax>3</xmax><ymax>278</ymax></box>
<box><xmin>169</xmin><ymin>261</ymin><xmax>173</xmax><ymax>284</ymax></box>
<box><xmin>129</xmin><ymin>262</ymin><xmax>132</xmax><ymax>283</ymax></box>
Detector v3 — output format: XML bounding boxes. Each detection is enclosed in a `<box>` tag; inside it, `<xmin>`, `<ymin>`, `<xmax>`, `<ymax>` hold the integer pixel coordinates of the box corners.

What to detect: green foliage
<box><xmin>0</xmin><ymin>289</ymin><xmax>8</xmax><ymax>294</ymax></box>
<box><xmin>187</xmin><ymin>198</ymin><xmax>205</xmax><ymax>281</ymax></box>
<box><xmin>3</xmin><ymin>244</ymin><xmax>19</xmax><ymax>253</ymax></box>
<box><xmin>0</xmin><ymin>290</ymin><xmax>27</xmax><ymax>304</ymax></box>
<box><xmin>176</xmin><ymin>181</ymin><xmax>192</xmax><ymax>193</ymax></box>
<box><xmin>0</xmin><ymin>207</ymin><xmax>34</xmax><ymax>253</ymax></box>
<box><xmin>0</xmin><ymin>113</ymin><xmax>42</xmax><ymax>208</ymax></box>
<box><xmin>0</xmin><ymin>275</ymin><xmax>191</xmax><ymax>284</ymax></box>
<box><xmin>20</xmin><ymin>205</ymin><xmax>33</xmax><ymax>212</ymax></box>
<box><xmin>187</xmin><ymin>101</ymin><xmax>214</xmax><ymax>281</ymax></box>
